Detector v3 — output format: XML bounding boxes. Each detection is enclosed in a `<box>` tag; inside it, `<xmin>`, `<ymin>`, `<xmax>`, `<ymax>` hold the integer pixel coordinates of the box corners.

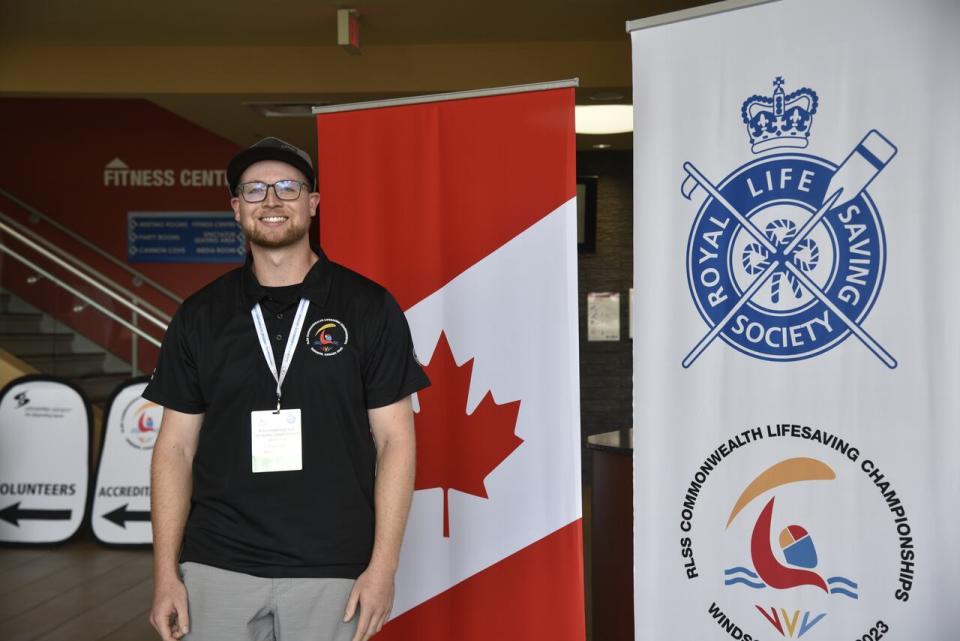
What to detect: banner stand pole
<box><xmin>626</xmin><ymin>0</ymin><xmax>780</xmax><ymax>33</ymax></box>
<box><xmin>312</xmin><ymin>78</ymin><xmax>579</xmax><ymax>115</ymax></box>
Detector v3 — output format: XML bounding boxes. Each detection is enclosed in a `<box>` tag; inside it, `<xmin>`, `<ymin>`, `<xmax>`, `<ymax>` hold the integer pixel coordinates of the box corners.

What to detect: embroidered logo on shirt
<box><xmin>305</xmin><ymin>318</ymin><xmax>348</xmax><ymax>356</ymax></box>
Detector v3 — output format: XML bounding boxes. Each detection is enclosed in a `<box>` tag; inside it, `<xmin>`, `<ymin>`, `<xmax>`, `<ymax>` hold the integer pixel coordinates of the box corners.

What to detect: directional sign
<box><xmin>91</xmin><ymin>378</ymin><xmax>157</xmax><ymax>545</ymax></box>
<box><xmin>127</xmin><ymin>211</ymin><xmax>246</xmax><ymax>263</ymax></box>
<box><xmin>0</xmin><ymin>376</ymin><xmax>90</xmax><ymax>544</ymax></box>
<box><xmin>0</xmin><ymin>503</ymin><xmax>72</xmax><ymax>526</ymax></box>
<box><xmin>102</xmin><ymin>503</ymin><xmax>150</xmax><ymax>529</ymax></box>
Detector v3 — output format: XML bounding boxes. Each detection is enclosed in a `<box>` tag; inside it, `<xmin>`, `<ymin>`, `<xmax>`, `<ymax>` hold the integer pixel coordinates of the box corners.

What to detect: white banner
<box><xmin>0</xmin><ymin>376</ymin><xmax>90</xmax><ymax>544</ymax></box>
<box><xmin>92</xmin><ymin>379</ymin><xmax>157</xmax><ymax>544</ymax></box>
<box><xmin>631</xmin><ymin>1</ymin><xmax>959</xmax><ymax>639</ymax></box>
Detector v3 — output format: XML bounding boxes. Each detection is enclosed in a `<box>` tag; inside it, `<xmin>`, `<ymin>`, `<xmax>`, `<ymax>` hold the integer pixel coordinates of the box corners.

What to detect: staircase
<box><xmin>0</xmin><ymin>290</ymin><xmax>133</xmax><ymax>405</ymax></box>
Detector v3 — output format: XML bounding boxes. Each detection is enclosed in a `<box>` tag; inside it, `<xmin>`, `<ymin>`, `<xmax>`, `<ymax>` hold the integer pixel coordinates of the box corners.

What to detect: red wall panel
<box><xmin>0</xmin><ymin>98</ymin><xmax>242</xmax><ymax>370</ymax></box>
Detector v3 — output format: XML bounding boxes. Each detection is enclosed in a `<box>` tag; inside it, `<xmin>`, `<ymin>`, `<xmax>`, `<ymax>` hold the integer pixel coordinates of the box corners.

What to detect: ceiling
<box><xmin>0</xmin><ymin>0</ymin><xmax>717</xmax><ymax>153</ymax></box>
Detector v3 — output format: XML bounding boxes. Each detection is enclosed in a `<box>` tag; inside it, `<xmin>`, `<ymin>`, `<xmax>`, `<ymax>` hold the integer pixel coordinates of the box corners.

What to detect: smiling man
<box><xmin>145</xmin><ymin>138</ymin><xmax>428</xmax><ymax>641</ymax></box>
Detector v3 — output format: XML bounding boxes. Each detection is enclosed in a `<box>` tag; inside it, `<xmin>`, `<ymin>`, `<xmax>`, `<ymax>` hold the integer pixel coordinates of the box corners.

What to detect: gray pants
<box><xmin>180</xmin><ymin>562</ymin><xmax>359</xmax><ymax>641</ymax></box>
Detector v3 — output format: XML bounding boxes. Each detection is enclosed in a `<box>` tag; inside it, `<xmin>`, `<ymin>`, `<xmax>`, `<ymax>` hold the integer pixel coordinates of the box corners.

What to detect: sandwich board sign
<box><xmin>0</xmin><ymin>376</ymin><xmax>90</xmax><ymax>544</ymax></box>
<box><xmin>92</xmin><ymin>378</ymin><xmax>157</xmax><ymax>545</ymax></box>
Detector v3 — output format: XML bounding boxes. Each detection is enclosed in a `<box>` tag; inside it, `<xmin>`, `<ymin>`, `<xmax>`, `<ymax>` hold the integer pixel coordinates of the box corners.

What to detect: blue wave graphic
<box><xmin>722</xmin><ymin>568</ymin><xmax>857</xmax><ymax>596</ymax></box>
<box><xmin>724</xmin><ymin>566</ymin><xmax>766</xmax><ymax>589</ymax></box>
<box><xmin>724</xmin><ymin>577</ymin><xmax>767</xmax><ymax>589</ymax></box>
<box><xmin>827</xmin><ymin>576</ymin><xmax>858</xmax><ymax>589</ymax></box>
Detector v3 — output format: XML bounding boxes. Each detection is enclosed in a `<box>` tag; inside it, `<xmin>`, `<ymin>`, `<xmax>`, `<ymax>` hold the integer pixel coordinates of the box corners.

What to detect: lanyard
<box><xmin>251</xmin><ymin>298</ymin><xmax>310</xmax><ymax>412</ymax></box>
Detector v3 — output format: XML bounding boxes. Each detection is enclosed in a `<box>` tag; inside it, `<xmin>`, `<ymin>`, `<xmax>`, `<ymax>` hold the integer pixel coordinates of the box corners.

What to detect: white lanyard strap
<box><xmin>251</xmin><ymin>298</ymin><xmax>310</xmax><ymax>411</ymax></box>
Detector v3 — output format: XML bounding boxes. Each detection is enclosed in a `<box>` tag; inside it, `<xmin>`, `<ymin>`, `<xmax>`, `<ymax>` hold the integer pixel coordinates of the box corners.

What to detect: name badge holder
<box><xmin>250</xmin><ymin>298</ymin><xmax>309</xmax><ymax>473</ymax></box>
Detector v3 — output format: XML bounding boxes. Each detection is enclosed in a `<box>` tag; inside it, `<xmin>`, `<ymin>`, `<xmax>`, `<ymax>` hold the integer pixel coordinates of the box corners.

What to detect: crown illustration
<box><xmin>741</xmin><ymin>77</ymin><xmax>819</xmax><ymax>153</ymax></box>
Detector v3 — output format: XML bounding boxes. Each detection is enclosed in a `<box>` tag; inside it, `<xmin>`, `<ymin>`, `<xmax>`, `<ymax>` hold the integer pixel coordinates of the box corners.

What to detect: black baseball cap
<box><xmin>227</xmin><ymin>137</ymin><xmax>315</xmax><ymax>195</ymax></box>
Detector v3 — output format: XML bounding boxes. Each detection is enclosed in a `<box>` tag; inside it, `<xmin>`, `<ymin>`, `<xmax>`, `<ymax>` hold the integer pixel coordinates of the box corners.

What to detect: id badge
<box><xmin>251</xmin><ymin>409</ymin><xmax>302</xmax><ymax>473</ymax></box>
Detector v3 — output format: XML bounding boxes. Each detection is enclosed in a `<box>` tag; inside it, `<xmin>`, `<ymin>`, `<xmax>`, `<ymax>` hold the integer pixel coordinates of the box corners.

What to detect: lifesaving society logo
<box><xmin>682</xmin><ymin>77</ymin><xmax>896</xmax><ymax>368</ymax></box>
<box><xmin>306</xmin><ymin>319</ymin><xmax>348</xmax><ymax>356</ymax></box>
<box><xmin>680</xmin><ymin>425</ymin><xmax>916</xmax><ymax>640</ymax></box>
<box><xmin>120</xmin><ymin>398</ymin><xmax>161</xmax><ymax>450</ymax></box>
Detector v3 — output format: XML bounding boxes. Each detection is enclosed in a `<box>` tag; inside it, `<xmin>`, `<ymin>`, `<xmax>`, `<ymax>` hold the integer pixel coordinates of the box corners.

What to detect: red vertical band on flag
<box><xmin>377</xmin><ymin>520</ymin><xmax>586</xmax><ymax>641</ymax></box>
<box><xmin>316</xmin><ymin>88</ymin><xmax>576</xmax><ymax>310</ymax></box>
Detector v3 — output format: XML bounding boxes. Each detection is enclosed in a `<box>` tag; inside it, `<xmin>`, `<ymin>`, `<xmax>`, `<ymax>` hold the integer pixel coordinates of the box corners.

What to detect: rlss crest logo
<box><xmin>682</xmin><ymin>78</ymin><xmax>897</xmax><ymax>367</ymax></box>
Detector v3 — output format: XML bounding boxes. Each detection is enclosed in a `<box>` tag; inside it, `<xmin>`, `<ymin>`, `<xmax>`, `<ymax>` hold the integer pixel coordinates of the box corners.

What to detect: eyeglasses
<box><xmin>236</xmin><ymin>180</ymin><xmax>308</xmax><ymax>203</ymax></box>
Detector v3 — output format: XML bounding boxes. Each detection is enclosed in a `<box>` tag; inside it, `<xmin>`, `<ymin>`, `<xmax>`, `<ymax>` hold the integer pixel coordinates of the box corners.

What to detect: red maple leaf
<box><xmin>414</xmin><ymin>331</ymin><xmax>522</xmax><ymax>537</ymax></box>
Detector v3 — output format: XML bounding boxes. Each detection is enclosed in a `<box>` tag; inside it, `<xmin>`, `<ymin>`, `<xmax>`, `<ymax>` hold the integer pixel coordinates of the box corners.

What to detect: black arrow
<box><xmin>103</xmin><ymin>504</ymin><xmax>151</xmax><ymax>528</ymax></box>
<box><xmin>0</xmin><ymin>502</ymin><xmax>72</xmax><ymax>526</ymax></box>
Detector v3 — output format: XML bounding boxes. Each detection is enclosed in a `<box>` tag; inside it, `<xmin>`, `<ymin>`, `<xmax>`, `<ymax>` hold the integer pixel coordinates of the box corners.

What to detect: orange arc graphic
<box><xmin>726</xmin><ymin>457</ymin><xmax>835</xmax><ymax>528</ymax></box>
<box><xmin>136</xmin><ymin>401</ymin><xmax>159</xmax><ymax>414</ymax></box>
<box><xmin>317</xmin><ymin>322</ymin><xmax>337</xmax><ymax>334</ymax></box>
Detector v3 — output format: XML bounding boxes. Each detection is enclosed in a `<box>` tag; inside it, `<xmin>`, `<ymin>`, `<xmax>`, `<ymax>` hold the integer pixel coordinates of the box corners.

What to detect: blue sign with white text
<box><xmin>127</xmin><ymin>212</ymin><xmax>246</xmax><ymax>264</ymax></box>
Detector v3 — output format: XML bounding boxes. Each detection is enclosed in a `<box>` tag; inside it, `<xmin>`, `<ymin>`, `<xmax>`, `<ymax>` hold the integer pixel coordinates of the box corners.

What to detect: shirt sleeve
<box><xmin>362</xmin><ymin>289</ymin><xmax>430</xmax><ymax>409</ymax></box>
<box><xmin>142</xmin><ymin>307</ymin><xmax>206</xmax><ymax>414</ymax></box>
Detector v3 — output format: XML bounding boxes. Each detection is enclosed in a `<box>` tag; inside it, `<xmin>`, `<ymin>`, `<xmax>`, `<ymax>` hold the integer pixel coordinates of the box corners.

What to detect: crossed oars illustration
<box><xmin>680</xmin><ymin>130</ymin><xmax>898</xmax><ymax>369</ymax></box>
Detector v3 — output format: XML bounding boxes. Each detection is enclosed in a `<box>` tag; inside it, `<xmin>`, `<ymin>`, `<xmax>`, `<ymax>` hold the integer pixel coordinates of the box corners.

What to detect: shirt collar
<box><xmin>240</xmin><ymin>241</ymin><xmax>333</xmax><ymax>310</ymax></box>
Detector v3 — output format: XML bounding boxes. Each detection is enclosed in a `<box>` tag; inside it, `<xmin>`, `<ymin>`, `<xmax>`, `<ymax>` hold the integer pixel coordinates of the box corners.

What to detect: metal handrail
<box><xmin>0</xmin><ymin>241</ymin><xmax>161</xmax><ymax>347</ymax></box>
<box><xmin>0</xmin><ymin>211</ymin><xmax>173</xmax><ymax>324</ymax></box>
<box><xmin>0</xmin><ymin>218</ymin><xmax>169</xmax><ymax>332</ymax></box>
<box><xmin>0</xmin><ymin>186</ymin><xmax>183</xmax><ymax>304</ymax></box>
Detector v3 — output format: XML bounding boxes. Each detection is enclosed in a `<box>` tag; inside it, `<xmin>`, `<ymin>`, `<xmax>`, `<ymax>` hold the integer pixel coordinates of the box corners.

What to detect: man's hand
<box><xmin>344</xmin><ymin>565</ymin><xmax>395</xmax><ymax>641</ymax></box>
<box><xmin>149</xmin><ymin>576</ymin><xmax>190</xmax><ymax>641</ymax></box>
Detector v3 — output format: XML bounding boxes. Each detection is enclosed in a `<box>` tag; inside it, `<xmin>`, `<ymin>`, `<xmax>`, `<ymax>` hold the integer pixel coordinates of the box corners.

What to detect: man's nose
<box><xmin>263</xmin><ymin>185</ymin><xmax>283</xmax><ymax>205</ymax></box>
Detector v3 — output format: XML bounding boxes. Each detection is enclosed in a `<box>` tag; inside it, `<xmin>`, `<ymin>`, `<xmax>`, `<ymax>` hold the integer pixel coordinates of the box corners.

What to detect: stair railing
<box><xmin>0</xmin><ymin>187</ymin><xmax>182</xmax><ymax>305</ymax></box>
<box><xmin>0</xmin><ymin>215</ymin><xmax>169</xmax><ymax>373</ymax></box>
<box><xmin>0</xmin><ymin>212</ymin><xmax>172</xmax><ymax>325</ymax></box>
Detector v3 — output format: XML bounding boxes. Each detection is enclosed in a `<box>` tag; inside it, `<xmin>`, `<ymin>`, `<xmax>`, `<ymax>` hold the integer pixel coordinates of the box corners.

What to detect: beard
<box><xmin>242</xmin><ymin>216</ymin><xmax>310</xmax><ymax>249</ymax></box>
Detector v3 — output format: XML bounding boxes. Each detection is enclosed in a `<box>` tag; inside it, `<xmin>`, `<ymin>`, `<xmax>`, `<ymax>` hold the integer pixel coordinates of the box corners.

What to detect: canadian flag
<box><xmin>316</xmin><ymin>85</ymin><xmax>585</xmax><ymax>639</ymax></box>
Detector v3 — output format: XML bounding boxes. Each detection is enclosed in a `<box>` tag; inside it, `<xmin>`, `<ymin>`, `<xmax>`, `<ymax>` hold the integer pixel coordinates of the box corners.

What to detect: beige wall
<box><xmin>0</xmin><ymin>42</ymin><xmax>629</xmax><ymax>94</ymax></box>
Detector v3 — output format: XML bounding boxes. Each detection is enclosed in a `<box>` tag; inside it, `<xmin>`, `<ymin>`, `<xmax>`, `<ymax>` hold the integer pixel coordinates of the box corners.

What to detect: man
<box><xmin>146</xmin><ymin>138</ymin><xmax>428</xmax><ymax>641</ymax></box>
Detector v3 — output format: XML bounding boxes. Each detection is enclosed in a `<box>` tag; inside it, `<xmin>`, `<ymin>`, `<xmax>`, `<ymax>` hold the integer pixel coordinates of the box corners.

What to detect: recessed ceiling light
<box><xmin>575</xmin><ymin>105</ymin><xmax>633</xmax><ymax>134</ymax></box>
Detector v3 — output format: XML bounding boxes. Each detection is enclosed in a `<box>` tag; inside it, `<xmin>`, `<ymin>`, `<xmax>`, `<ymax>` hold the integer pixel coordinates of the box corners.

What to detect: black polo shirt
<box><xmin>143</xmin><ymin>247</ymin><xmax>429</xmax><ymax>579</ymax></box>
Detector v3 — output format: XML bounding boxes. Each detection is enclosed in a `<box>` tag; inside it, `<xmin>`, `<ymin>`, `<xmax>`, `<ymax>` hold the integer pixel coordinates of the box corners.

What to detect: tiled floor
<box><xmin>1</xmin><ymin>486</ymin><xmax>594</xmax><ymax>641</ymax></box>
<box><xmin>0</xmin><ymin>539</ymin><xmax>156</xmax><ymax>641</ymax></box>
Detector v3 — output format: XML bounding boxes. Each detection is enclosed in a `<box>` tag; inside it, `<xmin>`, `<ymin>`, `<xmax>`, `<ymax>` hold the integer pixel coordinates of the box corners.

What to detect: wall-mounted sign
<box><xmin>127</xmin><ymin>211</ymin><xmax>246</xmax><ymax>263</ymax></box>
<box><xmin>588</xmin><ymin>292</ymin><xmax>621</xmax><ymax>341</ymax></box>
<box><xmin>92</xmin><ymin>378</ymin><xmax>157</xmax><ymax>545</ymax></box>
<box><xmin>0</xmin><ymin>376</ymin><xmax>90</xmax><ymax>545</ymax></box>
<box><xmin>104</xmin><ymin>158</ymin><xmax>228</xmax><ymax>188</ymax></box>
